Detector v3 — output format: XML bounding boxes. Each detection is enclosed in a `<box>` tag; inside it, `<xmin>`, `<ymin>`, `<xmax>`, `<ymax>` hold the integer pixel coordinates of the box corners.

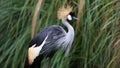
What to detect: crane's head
<box><xmin>57</xmin><ymin>5</ymin><xmax>78</xmax><ymax>22</ymax></box>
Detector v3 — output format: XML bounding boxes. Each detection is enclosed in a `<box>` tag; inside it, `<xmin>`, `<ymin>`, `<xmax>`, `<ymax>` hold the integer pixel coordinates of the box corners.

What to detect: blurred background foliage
<box><xmin>0</xmin><ymin>0</ymin><xmax>120</xmax><ymax>68</ymax></box>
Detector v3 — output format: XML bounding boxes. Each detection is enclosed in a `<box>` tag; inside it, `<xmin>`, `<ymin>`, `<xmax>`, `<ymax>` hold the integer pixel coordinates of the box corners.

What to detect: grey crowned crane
<box><xmin>25</xmin><ymin>5</ymin><xmax>78</xmax><ymax>68</ymax></box>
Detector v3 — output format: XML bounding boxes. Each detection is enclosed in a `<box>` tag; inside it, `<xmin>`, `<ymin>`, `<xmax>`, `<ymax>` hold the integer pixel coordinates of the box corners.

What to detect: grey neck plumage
<box><xmin>62</xmin><ymin>19</ymin><xmax>74</xmax><ymax>34</ymax></box>
<box><xmin>61</xmin><ymin>19</ymin><xmax>75</xmax><ymax>56</ymax></box>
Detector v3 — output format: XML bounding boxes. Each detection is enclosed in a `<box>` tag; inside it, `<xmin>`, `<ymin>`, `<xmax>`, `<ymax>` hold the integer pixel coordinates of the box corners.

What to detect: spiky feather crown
<box><xmin>57</xmin><ymin>5</ymin><xmax>73</xmax><ymax>19</ymax></box>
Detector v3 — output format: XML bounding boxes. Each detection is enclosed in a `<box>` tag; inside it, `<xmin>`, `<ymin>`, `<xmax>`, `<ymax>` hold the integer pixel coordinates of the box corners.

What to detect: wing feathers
<box><xmin>28</xmin><ymin>35</ymin><xmax>48</xmax><ymax>65</ymax></box>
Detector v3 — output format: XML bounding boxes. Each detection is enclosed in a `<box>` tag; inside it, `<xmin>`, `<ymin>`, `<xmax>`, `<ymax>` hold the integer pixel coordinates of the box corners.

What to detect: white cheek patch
<box><xmin>67</xmin><ymin>15</ymin><xmax>72</xmax><ymax>20</ymax></box>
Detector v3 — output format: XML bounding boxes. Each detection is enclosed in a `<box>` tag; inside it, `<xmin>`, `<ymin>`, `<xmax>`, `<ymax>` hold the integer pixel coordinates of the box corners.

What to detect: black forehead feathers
<box><xmin>69</xmin><ymin>12</ymin><xmax>75</xmax><ymax>16</ymax></box>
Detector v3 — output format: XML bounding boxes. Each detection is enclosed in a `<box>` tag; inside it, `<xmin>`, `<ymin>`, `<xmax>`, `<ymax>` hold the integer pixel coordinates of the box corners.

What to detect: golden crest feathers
<box><xmin>57</xmin><ymin>5</ymin><xmax>73</xmax><ymax>19</ymax></box>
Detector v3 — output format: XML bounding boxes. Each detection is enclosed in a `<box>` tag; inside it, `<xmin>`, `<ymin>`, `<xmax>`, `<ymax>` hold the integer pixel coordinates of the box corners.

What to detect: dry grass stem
<box><xmin>31</xmin><ymin>0</ymin><xmax>43</xmax><ymax>38</ymax></box>
<box><xmin>76</xmin><ymin>0</ymin><xmax>84</xmax><ymax>30</ymax></box>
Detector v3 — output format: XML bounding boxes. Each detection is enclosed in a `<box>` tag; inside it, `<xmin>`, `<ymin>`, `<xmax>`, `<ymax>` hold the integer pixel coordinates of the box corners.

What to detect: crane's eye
<box><xmin>67</xmin><ymin>15</ymin><xmax>72</xmax><ymax>21</ymax></box>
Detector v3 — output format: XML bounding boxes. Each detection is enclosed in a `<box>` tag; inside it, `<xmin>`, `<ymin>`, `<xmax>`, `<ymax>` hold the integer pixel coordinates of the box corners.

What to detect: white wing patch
<box><xmin>28</xmin><ymin>35</ymin><xmax>48</xmax><ymax>65</ymax></box>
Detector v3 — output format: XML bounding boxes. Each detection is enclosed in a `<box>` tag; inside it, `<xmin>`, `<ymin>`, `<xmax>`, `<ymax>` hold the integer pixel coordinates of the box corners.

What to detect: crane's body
<box><xmin>25</xmin><ymin>5</ymin><xmax>77</xmax><ymax>68</ymax></box>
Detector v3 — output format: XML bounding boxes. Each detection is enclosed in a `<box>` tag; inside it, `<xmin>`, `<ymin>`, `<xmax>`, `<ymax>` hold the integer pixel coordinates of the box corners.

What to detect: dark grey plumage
<box><xmin>28</xmin><ymin>25</ymin><xmax>67</xmax><ymax>68</ymax></box>
<box><xmin>29</xmin><ymin>25</ymin><xmax>66</xmax><ymax>56</ymax></box>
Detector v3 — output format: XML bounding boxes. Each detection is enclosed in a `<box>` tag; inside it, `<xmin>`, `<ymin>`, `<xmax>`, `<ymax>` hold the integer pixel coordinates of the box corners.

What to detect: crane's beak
<box><xmin>73</xmin><ymin>17</ymin><xmax>79</xmax><ymax>20</ymax></box>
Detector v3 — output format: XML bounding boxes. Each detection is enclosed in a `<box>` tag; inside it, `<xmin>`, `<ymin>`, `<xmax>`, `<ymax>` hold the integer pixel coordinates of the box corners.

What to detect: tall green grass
<box><xmin>0</xmin><ymin>0</ymin><xmax>120</xmax><ymax>68</ymax></box>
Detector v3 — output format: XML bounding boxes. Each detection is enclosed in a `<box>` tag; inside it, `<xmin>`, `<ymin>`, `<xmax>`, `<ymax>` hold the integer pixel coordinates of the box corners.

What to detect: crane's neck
<box><xmin>62</xmin><ymin>19</ymin><xmax>74</xmax><ymax>35</ymax></box>
<box><xmin>61</xmin><ymin>19</ymin><xmax>75</xmax><ymax>55</ymax></box>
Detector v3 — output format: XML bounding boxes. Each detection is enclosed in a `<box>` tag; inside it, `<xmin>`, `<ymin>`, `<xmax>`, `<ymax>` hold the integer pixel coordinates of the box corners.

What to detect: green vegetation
<box><xmin>0</xmin><ymin>0</ymin><xmax>120</xmax><ymax>68</ymax></box>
